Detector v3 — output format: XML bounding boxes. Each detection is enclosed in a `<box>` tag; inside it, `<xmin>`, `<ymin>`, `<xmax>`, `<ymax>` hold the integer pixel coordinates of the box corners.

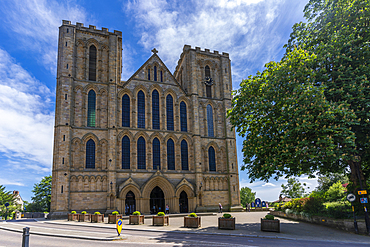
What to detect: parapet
<box><xmin>61</xmin><ymin>20</ymin><xmax>122</xmax><ymax>37</ymax></box>
<box><xmin>186</xmin><ymin>45</ymin><xmax>228</xmax><ymax>57</ymax></box>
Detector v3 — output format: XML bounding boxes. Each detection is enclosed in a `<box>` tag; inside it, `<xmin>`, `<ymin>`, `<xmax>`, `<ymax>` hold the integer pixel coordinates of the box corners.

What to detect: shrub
<box><xmin>222</xmin><ymin>213</ymin><xmax>232</xmax><ymax>218</ymax></box>
<box><xmin>324</xmin><ymin>201</ymin><xmax>352</xmax><ymax>219</ymax></box>
<box><xmin>157</xmin><ymin>212</ymin><xmax>165</xmax><ymax>216</ymax></box>
<box><xmin>132</xmin><ymin>211</ymin><xmax>141</xmax><ymax>215</ymax></box>
<box><xmin>302</xmin><ymin>196</ymin><xmax>325</xmax><ymax>215</ymax></box>
<box><xmin>112</xmin><ymin>211</ymin><xmax>119</xmax><ymax>215</ymax></box>
<box><xmin>81</xmin><ymin>211</ymin><xmax>87</xmax><ymax>214</ymax></box>
<box><xmin>71</xmin><ymin>211</ymin><xmax>77</xmax><ymax>214</ymax></box>
<box><xmin>264</xmin><ymin>214</ymin><xmax>274</xmax><ymax>220</ymax></box>
<box><xmin>188</xmin><ymin>212</ymin><xmax>197</xmax><ymax>217</ymax></box>
<box><xmin>94</xmin><ymin>212</ymin><xmax>101</xmax><ymax>215</ymax></box>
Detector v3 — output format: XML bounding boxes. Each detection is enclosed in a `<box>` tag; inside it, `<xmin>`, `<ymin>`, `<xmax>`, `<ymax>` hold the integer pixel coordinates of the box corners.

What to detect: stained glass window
<box><xmin>154</xmin><ymin>66</ymin><xmax>157</xmax><ymax>81</ymax></box>
<box><xmin>181</xmin><ymin>140</ymin><xmax>188</xmax><ymax>170</ymax></box>
<box><xmin>180</xmin><ymin>101</ymin><xmax>187</xmax><ymax>132</ymax></box>
<box><xmin>153</xmin><ymin>138</ymin><xmax>160</xmax><ymax>170</ymax></box>
<box><xmin>152</xmin><ymin>90</ymin><xmax>160</xmax><ymax>129</ymax></box>
<box><xmin>89</xmin><ymin>45</ymin><xmax>97</xmax><ymax>81</ymax></box>
<box><xmin>87</xmin><ymin>90</ymin><xmax>96</xmax><ymax>127</ymax></box>
<box><xmin>167</xmin><ymin>139</ymin><xmax>175</xmax><ymax>170</ymax></box>
<box><xmin>122</xmin><ymin>136</ymin><xmax>130</xmax><ymax>169</ymax></box>
<box><xmin>208</xmin><ymin>146</ymin><xmax>216</xmax><ymax>171</ymax></box>
<box><xmin>137</xmin><ymin>91</ymin><xmax>145</xmax><ymax>128</ymax></box>
<box><xmin>137</xmin><ymin>137</ymin><xmax>146</xmax><ymax>169</ymax></box>
<box><xmin>166</xmin><ymin>94</ymin><xmax>174</xmax><ymax>131</ymax></box>
<box><xmin>207</xmin><ymin>104</ymin><xmax>214</xmax><ymax>137</ymax></box>
<box><xmin>122</xmin><ymin>94</ymin><xmax>130</xmax><ymax>127</ymax></box>
<box><xmin>86</xmin><ymin>139</ymin><xmax>95</xmax><ymax>169</ymax></box>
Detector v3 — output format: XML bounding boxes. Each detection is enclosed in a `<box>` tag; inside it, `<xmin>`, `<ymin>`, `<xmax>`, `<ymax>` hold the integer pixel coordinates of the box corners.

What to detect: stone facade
<box><xmin>50</xmin><ymin>20</ymin><xmax>242</xmax><ymax>218</ymax></box>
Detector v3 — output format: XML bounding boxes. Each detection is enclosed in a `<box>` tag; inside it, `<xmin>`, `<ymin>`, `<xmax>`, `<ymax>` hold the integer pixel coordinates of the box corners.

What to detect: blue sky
<box><xmin>0</xmin><ymin>0</ymin><xmax>318</xmax><ymax>203</ymax></box>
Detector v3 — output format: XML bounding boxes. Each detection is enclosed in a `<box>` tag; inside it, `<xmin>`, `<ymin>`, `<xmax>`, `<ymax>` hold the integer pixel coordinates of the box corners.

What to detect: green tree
<box><xmin>280</xmin><ymin>178</ymin><xmax>307</xmax><ymax>199</ymax></box>
<box><xmin>240</xmin><ymin>187</ymin><xmax>256</xmax><ymax>206</ymax></box>
<box><xmin>0</xmin><ymin>185</ymin><xmax>16</xmax><ymax>218</ymax></box>
<box><xmin>228</xmin><ymin>0</ymin><xmax>370</xmax><ymax>189</ymax></box>
<box><xmin>325</xmin><ymin>181</ymin><xmax>346</xmax><ymax>202</ymax></box>
<box><xmin>317</xmin><ymin>173</ymin><xmax>349</xmax><ymax>192</ymax></box>
<box><xmin>31</xmin><ymin>175</ymin><xmax>52</xmax><ymax>212</ymax></box>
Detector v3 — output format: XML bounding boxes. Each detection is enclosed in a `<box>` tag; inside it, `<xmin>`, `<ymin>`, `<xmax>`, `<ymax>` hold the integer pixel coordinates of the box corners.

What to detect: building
<box><xmin>50</xmin><ymin>20</ymin><xmax>242</xmax><ymax>218</ymax></box>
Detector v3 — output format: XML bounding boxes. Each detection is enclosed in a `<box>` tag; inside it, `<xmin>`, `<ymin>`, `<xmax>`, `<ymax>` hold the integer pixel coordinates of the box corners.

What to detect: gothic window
<box><xmin>87</xmin><ymin>90</ymin><xmax>96</xmax><ymax>127</ymax></box>
<box><xmin>152</xmin><ymin>90</ymin><xmax>160</xmax><ymax>129</ymax></box>
<box><xmin>206</xmin><ymin>85</ymin><xmax>212</xmax><ymax>98</ymax></box>
<box><xmin>181</xmin><ymin>140</ymin><xmax>188</xmax><ymax>170</ymax></box>
<box><xmin>180</xmin><ymin>101</ymin><xmax>187</xmax><ymax>132</ymax></box>
<box><xmin>205</xmin><ymin>65</ymin><xmax>211</xmax><ymax>77</ymax></box>
<box><xmin>86</xmin><ymin>139</ymin><xmax>95</xmax><ymax>169</ymax></box>
<box><xmin>122</xmin><ymin>94</ymin><xmax>130</xmax><ymax>127</ymax></box>
<box><xmin>205</xmin><ymin>65</ymin><xmax>212</xmax><ymax>98</ymax></box>
<box><xmin>89</xmin><ymin>45</ymin><xmax>97</xmax><ymax>81</ymax></box>
<box><xmin>160</xmin><ymin>71</ymin><xmax>163</xmax><ymax>82</ymax></box>
<box><xmin>137</xmin><ymin>137</ymin><xmax>146</xmax><ymax>169</ymax></box>
<box><xmin>137</xmin><ymin>90</ymin><xmax>145</xmax><ymax>128</ymax></box>
<box><xmin>148</xmin><ymin>68</ymin><xmax>150</xmax><ymax>80</ymax></box>
<box><xmin>207</xmin><ymin>104</ymin><xmax>214</xmax><ymax>137</ymax></box>
<box><xmin>153</xmin><ymin>138</ymin><xmax>160</xmax><ymax>170</ymax></box>
<box><xmin>122</xmin><ymin>136</ymin><xmax>130</xmax><ymax>169</ymax></box>
<box><xmin>154</xmin><ymin>66</ymin><xmax>157</xmax><ymax>81</ymax></box>
<box><xmin>208</xmin><ymin>146</ymin><xmax>216</xmax><ymax>171</ymax></box>
<box><xmin>166</xmin><ymin>94</ymin><xmax>174</xmax><ymax>131</ymax></box>
<box><xmin>167</xmin><ymin>139</ymin><xmax>175</xmax><ymax>170</ymax></box>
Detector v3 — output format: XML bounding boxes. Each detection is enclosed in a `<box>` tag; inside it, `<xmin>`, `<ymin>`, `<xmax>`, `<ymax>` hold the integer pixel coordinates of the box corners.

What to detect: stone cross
<box><xmin>151</xmin><ymin>48</ymin><xmax>158</xmax><ymax>54</ymax></box>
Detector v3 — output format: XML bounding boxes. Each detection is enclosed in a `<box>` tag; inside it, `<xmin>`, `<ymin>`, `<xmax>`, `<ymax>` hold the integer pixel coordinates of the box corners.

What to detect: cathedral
<box><xmin>50</xmin><ymin>20</ymin><xmax>241</xmax><ymax>218</ymax></box>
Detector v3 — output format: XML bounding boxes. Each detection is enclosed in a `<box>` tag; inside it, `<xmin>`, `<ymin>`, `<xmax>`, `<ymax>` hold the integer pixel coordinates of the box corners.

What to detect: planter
<box><xmin>261</xmin><ymin>218</ymin><xmax>280</xmax><ymax>232</ymax></box>
<box><xmin>218</xmin><ymin>217</ymin><xmax>235</xmax><ymax>230</ymax></box>
<box><xmin>78</xmin><ymin>214</ymin><xmax>91</xmax><ymax>222</ymax></box>
<box><xmin>129</xmin><ymin>215</ymin><xmax>144</xmax><ymax>225</ymax></box>
<box><xmin>184</xmin><ymin>216</ymin><xmax>201</xmax><ymax>228</ymax></box>
<box><xmin>68</xmin><ymin>214</ymin><xmax>79</xmax><ymax>221</ymax></box>
<box><xmin>91</xmin><ymin>214</ymin><xmax>104</xmax><ymax>223</ymax></box>
<box><xmin>152</xmin><ymin>215</ymin><xmax>169</xmax><ymax>226</ymax></box>
<box><xmin>108</xmin><ymin>214</ymin><xmax>123</xmax><ymax>224</ymax></box>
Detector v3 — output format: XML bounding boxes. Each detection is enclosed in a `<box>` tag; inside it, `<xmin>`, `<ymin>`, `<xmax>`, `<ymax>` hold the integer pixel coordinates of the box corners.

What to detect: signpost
<box><xmin>116</xmin><ymin>219</ymin><xmax>123</xmax><ymax>236</ymax></box>
<box><xmin>347</xmin><ymin>193</ymin><xmax>359</xmax><ymax>234</ymax></box>
<box><xmin>358</xmin><ymin>190</ymin><xmax>367</xmax><ymax>195</ymax></box>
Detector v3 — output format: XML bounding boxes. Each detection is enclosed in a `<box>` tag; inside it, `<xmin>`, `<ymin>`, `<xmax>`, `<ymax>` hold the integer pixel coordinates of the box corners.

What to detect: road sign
<box><xmin>116</xmin><ymin>219</ymin><xmax>123</xmax><ymax>236</ymax></box>
<box><xmin>347</xmin><ymin>193</ymin><xmax>356</xmax><ymax>202</ymax></box>
<box><xmin>360</xmin><ymin>198</ymin><xmax>368</xmax><ymax>204</ymax></box>
<box><xmin>358</xmin><ymin>190</ymin><xmax>367</xmax><ymax>195</ymax></box>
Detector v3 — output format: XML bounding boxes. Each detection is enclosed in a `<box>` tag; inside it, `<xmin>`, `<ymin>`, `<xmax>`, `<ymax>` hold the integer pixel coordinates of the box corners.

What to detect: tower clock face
<box><xmin>204</xmin><ymin>76</ymin><xmax>214</xmax><ymax>86</ymax></box>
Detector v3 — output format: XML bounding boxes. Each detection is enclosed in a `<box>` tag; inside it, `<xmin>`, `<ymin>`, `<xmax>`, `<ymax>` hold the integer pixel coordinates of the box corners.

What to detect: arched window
<box><xmin>207</xmin><ymin>104</ymin><xmax>214</xmax><ymax>137</ymax></box>
<box><xmin>180</xmin><ymin>101</ymin><xmax>187</xmax><ymax>132</ymax></box>
<box><xmin>205</xmin><ymin>65</ymin><xmax>212</xmax><ymax>98</ymax></box>
<box><xmin>166</xmin><ymin>94</ymin><xmax>174</xmax><ymax>131</ymax></box>
<box><xmin>152</xmin><ymin>90</ymin><xmax>160</xmax><ymax>129</ymax></box>
<box><xmin>137</xmin><ymin>90</ymin><xmax>145</xmax><ymax>128</ymax></box>
<box><xmin>153</xmin><ymin>138</ymin><xmax>160</xmax><ymax>170</ymax></box>
<box><xmin>167</xmin><ymin>139</ymin><xmax>175</xmax><ymax>170</ymax></box>
<box><xmin>122</xmin><ymin>136</ymin><xmax>130</xmax><ymax>169</ymax></box>
<box><xmin>148</xmin><ymin>68</ymin><xmax>151</xmax><ymax>80</ymax></box>
<box><xmin>137</xmin><ymin>137</ymin><xmax>146</xmax><ymax>169</ymax></box>
<box><xmin>87</xmin><ymin>90</ymin><xmax>96</xmax><ymax>127</ymax></box>
<box><xmin>154</xmin><ymin>66</ymin><xmax>157</xmax><ymax>81</ymax></box>
<box><xmin>86</xmin><ymin>139</ymin><xmax>95</xmax><ymax>169</ymax></box>
<box><xmin>208</xmin><ymin>146</ymin><xmax>216</xmax><ymax>171</ymax></box>
<box><xmin>205</xmin><ymin>65</ymin><xmax>211</xmax><ymax>77</ymax></box>
<box><xmin>89</xmin><ymin>45</ymin><xmax>97</xmax><ymax>81</ymax></box>
<box><xmin>160</xmin><ymin>71</ymin><xmax>163</xmax><ymax>82</ymax></box>
<box><xmin>122</xmin><ymin>94</ymin><xmax>130</xmax><ymax>127</ymax></box>
<box><xmin>181</xmin><ymin>140</ymin><xmax>188</xmax><ymax>170</ymax></box>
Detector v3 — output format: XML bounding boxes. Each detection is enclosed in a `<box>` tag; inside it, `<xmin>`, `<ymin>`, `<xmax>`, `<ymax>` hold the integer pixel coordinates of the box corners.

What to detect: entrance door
<box><xmin>179</xmin><ymin>191</ymin><xmax>188</xmax><ymax>213</ymax></box>
<box><xmin>150</xmin><ymin>186</ymin><xmax>165</xmax><ymax>214</ymax></box>
<box><xmin>125</xmin><ymin>191</ymin><xmax>136</xmax><ymax>215</ymax></box>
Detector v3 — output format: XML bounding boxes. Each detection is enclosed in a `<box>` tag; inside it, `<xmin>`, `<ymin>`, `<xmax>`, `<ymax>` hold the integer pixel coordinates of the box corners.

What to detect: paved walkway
<box><xmin>1</xmin><ymin>212</ymin><xmax>370</xmax><ymax>244</ymax></box>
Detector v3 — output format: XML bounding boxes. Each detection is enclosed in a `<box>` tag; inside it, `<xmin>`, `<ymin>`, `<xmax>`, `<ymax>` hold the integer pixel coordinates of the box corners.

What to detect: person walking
<box><xmin>219</xmin><ymin>203</ymin><xmax>223</xmax><ymax>213</ymax></box>
<box><xmin>165</xmin><ymin>204</ymin><xmax>170</xmax><ymax>214</ymax></box>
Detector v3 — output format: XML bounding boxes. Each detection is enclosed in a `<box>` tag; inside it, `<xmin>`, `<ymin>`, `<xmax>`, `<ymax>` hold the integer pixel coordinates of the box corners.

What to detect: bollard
<box><xmin>22</xmin><ymin>227</ymin><xmax>30</xmax><ymax>247</ymax></box>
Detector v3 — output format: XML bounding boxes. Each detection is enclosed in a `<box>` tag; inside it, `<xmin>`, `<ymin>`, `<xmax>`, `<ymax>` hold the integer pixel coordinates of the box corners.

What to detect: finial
<box><xmin>151</xmin><ymin>48</ymin><xmax>158</xmax><ymax>54</ymax></box>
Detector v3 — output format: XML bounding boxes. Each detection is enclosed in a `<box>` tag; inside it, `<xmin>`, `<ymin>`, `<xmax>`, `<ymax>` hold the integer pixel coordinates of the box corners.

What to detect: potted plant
<box><xmin>68</xmin><ymin>211</ymin><xmax>79</xmax><ymax>221</ymax></box>
<box><xmin>78</xmin><ymin>211</ymin><xmax>91</xmax><ymax>222</ymax></box>
<box><xmin>91</xmin><ymin>211</ymin><xmax>104</xmax><ymax>223</ymax></box>
<box><xmin>152</xmin><ymin>212</ymin><xmax>169</xmax><ymax>226</ymax></box>
<box><xmin>261</xmin><ymin>214</ymin><xmax>280</xmax><ymax>232</ymax></box>
<box><xmin>129</xmin><ymin>211</ymin><xmax>144</xmax><ymax>225</ymax></box>
<box><xmin>108</xmin><ymin>211</ymin><xmax>123</xmax><ymax>224</ymax></box>
<box><xmin>218</xmin><ymin>213</ymin><xmax>235</xmax><ymax>230</ymax></box>
<box><xmin>184</xmin><ymin>212</ymin><xmax>201</xmax><ymax>228</ymax></box>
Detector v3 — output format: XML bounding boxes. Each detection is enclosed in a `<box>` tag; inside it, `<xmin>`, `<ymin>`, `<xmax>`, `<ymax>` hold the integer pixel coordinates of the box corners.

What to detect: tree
<box><xmin>325</xmin><ymin>181</ymin><xmax>346</xmax><ymax>202</ymax></box>
<box><xmin>0</xmin><ymin>185</ymin><xmax>16</xmax><ymax>219</ymax></box>
<box><xmin>31</xmin><ymin>176</ymin><xmax>52</xmax><ymax>212</ymax></box>
<box><xmin>240</xmin><ymin>187</ymin><xmax>256</xmax><ymax>206</ymax></box>
<box><xmin>316</xmin><ymin>173</ymin><xmax>349</xmax><ymax>192</ymax></box>
<box><xmin>280</xmin><ymin>178</ymin><xmax>307</xmax><ymax>199</ymax></box>
<box><xmin>228</xmin><ymin>0</ymin><xmax>370</xmax><ymax>188</ymax></box>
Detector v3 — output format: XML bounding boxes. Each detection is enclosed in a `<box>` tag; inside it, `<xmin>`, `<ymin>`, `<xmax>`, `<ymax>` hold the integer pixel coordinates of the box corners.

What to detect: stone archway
<box><xmin>150</xmin><ymin>186</ymin><xmax>165</xmax><ymax>214</ymax></box>
<box><xmin>179</xmin><ymin>191</ymin><xmax>188</xmax><ymax>213</ymax></box>
<box><xmin>125</xmin><ymin>191</ymin><xmax>136</xmax><ymax>215</ymax></box>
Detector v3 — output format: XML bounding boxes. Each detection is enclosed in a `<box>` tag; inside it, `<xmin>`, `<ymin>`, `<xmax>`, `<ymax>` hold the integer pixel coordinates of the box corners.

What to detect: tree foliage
<box><xmin>316</xmin><ymin>173</ymin><xmax>349</xmax><ymax>192</ymax></box>
<box><xmin>31</xmin><ymin>175</ymin><xmax>52</xmax><ymax>212</ymax></box>
<box><xmin>228</xmin><ymin>0</ymin><xmax>370</xmax><ymax>186</ymax></box>
<box><xmin>240</xmin><ymin>187</ymin><xmax>256</xmax><ymax>206</ymax></box>
<box><xmin>281</xmin><ymin>178</ymin><xmax>307</xmax><ymax>199</ymax></box>
<box><xmin>325</xmin><ymin>181</ymin><xmax>346</xmax><ymax>202</ymax></box>
<box><xmin>0</xmin><ymin>185</ymin><xmax>15</xmax><ymax>206</ymax></box>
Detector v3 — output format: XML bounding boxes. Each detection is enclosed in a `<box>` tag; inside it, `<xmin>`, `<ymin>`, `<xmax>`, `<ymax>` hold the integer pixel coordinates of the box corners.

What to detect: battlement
<box><xmin>61</xmin><ymin>20</ymin><xmax>122</xmax><ymax>37</ymax></box>
<box><xmin>182</xmin><ymin>44</ymin><xmax>229</xmax><ymax>57</ymax></box>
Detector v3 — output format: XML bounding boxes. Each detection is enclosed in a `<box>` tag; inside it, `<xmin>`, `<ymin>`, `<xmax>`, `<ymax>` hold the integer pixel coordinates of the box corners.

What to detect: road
<box><xmin>0</xmin><ymin>221</ymin><xmax>368</xmax><ymax>247</ymax></box>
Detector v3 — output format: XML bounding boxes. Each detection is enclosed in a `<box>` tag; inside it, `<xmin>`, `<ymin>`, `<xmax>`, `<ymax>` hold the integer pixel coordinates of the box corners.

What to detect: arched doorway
<box><xmin>179</xmin><ymin>191</ymin><xmax>188</xmax><ymax>213</ymax></box>
<box><xmin>125</xmin><ymin>191</ymin><xmax>136</xmax><ymax>215</ymax></box>
<box><xmin>150</xmin><ymin>186</ymin><xmax>165</xmax><ymax>214</ymax></box>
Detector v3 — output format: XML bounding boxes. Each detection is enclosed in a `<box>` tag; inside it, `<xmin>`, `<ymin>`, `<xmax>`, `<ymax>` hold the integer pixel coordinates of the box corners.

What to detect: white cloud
<box><xmin>0</xmin><ymin>48</ymin><xmax>54</xmax><ymax>167</ymax></box>
<box><xmin>0</xmin><ymin>178</ymin><xmax>24</xmax><ymax>187</ymax></box>
<box><xmin>0</xmin><ymin>0</ymin><xmax>88</xmax><ymax>73</ymax></box>
<box><xmin>262</xmin><ymin>182</ymin><xmax>276</xmax><ymax>187</ymax></box>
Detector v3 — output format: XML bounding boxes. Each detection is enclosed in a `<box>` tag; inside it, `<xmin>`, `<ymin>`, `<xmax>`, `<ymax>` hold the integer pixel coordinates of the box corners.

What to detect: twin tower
<box><xmin>50</xmin><ymin>20</ymin><xmax>242</xmax><ymax>218</ymax></box>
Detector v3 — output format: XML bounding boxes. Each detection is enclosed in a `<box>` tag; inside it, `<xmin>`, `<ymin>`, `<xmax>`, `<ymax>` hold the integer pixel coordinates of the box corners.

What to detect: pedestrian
<box><xmin>219</xmin><ymin>203</ymin><xmax>223</xmax><ymax>213</ymax></box>
<box><xmin>165</xmin><ymin>204</ymin><xmax>170</xmax><ymax>214</ymax></box>
<box><xmin>247</xmin><ymin>203</ymin><xmax>250</xmax><ymax>212</ymax></box>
